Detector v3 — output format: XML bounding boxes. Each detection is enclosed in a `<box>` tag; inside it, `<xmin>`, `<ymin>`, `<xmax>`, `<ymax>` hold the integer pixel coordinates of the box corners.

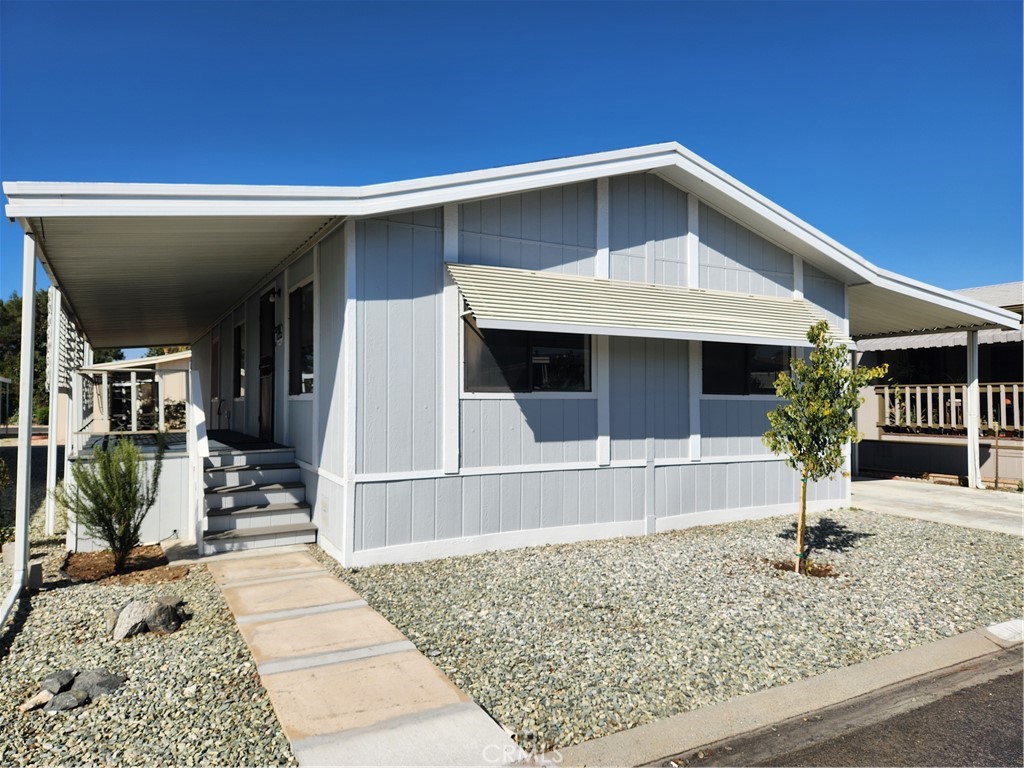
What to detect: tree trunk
<box><xmin>795</xmin><ymin>473</ymin><xmax>808</xmax><ymax>575</ymax></box>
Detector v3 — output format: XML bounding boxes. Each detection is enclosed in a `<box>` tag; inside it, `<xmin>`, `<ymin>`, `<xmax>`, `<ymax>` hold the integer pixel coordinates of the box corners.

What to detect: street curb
<box><xmin>556</xmin><ymin>622</ymin><xmax>1022</xmax><ymax>767</ymax></box>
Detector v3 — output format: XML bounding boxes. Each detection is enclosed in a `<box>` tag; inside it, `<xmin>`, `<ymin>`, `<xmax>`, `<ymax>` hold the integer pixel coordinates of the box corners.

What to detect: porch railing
<box><xmin>876</xmin><ymin>382</ymin><xmax>1023</xmax><ymax>437</ymax></box>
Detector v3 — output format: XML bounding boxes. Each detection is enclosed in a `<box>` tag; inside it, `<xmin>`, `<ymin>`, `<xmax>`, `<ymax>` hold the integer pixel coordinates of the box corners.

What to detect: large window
<box><xmin>233</xmin><ymin>323</ymin><xmax>246</xmax><ymax>398</ymax></box>
<box><xmin>703</xmin><ymin>342</ymin><xmax>789</xmax><ymax>395</ymax></box>
<box><xmin>289</xmin><ymin>282</ymin><xmax>314</xmax><ymax>395</ymax></box>
<box><xmin>464</xmin><ymin>317</ymin><xmax>590</xmax><ymax>393</ymax></box>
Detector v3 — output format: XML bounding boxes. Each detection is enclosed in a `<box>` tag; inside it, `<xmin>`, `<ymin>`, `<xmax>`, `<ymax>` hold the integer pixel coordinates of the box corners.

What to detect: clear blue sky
<box><xmin>1</xmin><ymin>0</ymin><xmax>1021</xmax><ymax>304</ymax></box>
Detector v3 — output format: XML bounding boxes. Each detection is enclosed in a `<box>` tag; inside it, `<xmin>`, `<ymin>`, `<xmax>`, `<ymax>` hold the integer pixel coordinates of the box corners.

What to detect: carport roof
<box><xmin>5</xmin><ymin>142</ymin><xmax>1019</xmax><ymax>348</ymax></box>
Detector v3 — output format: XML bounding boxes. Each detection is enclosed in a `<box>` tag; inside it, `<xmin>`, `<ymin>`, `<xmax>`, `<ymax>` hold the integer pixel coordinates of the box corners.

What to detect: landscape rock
<box><xmin>155</xmin><ymin>593</ymin><xmax>184</xmax><ymax>607</ymax></box>
<box><xmin>112</xmin><ymin>600</ymin><xmax>154</xmax><ymax>640</ymax></box>
<box><xmin>146</xmin><ymin>602</ymin><xmax>183</xmax><ymax>634</ymax></box>
<box><xmin>104</xmin><ymin>607</ymin><xmax>120</xmax><ymax>633</ymax></box>
<box><xmin>71</xmin><ymin>668</ymin><xmax>125</xmax><ymax>699</ymax></box>
<box><xmin>39</xmin><ymin>668</ymin><xmax>78</xmax><ymax>694</ymax></box>
<box><xmin>19</xmin><ymin>689</ymin><xmax>54</xmax><ymax>712</ymax></box>
<box><xmin>43</xmin><ymin>689</ymin><xmax>90</xmax><ymax>713</ymax></box>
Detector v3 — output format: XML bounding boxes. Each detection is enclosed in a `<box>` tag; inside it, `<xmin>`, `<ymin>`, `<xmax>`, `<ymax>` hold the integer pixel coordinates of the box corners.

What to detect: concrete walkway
<box><xmin>851</xmin><ymin>476</ymin><xmax>1023</xmax><ymax>536</ymax></box>
<box><xmin>204</xmin><ymin>549</ymin><xmax>522</xmax><ymax>766</ymax></box>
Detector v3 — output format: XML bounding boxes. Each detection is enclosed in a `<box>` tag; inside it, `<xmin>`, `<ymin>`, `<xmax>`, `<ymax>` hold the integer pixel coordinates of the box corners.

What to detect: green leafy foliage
<box><xmin>764</xmin><ymin>321</ymin><xmax>887</xmax><ymax>573</ymax></box>
<box><xmin>764</xmin><ymin>321</ymin><xmax>888</xmax><ymax>482</ymax></box>
<box><xmin>55</xmin><ymin>438</ymin><xmax>164</xmax><ymax>572</ymax></box>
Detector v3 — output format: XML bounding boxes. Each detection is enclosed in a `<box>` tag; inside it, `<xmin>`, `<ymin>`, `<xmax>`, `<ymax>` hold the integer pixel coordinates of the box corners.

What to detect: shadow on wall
<box><xmin>777</xmin><ymin>516</ymin><xmax>875</xmax><ymax>554</ymax></box>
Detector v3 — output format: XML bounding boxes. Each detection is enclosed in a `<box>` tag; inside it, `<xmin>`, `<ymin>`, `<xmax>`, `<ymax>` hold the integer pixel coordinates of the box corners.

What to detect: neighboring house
<box><xmin>856</xmin><ymin>282</ymin><xmax>1023</xmax><ymax>486</ymax></box>
<box><xmin>3</xmin><ymin>143</ymin><xmax>1018</xmax><ymax>568</ymax></box>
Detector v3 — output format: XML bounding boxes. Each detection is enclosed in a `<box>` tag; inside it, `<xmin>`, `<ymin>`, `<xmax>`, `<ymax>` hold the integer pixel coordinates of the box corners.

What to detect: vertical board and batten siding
<box><xmin>355</xmin><ymin>213</ymin><xmax>444</xmax><ymax>475</ymax></box>
<box><xmin>608</xmin><ymin>337</ymin><xmax>690</xmax><ymax>461</ymax></box>
<box><xmin>803</xmin><ymin>263</ymin><xmax>846</xmax><ymax>326</ymax></box>
<box><xmin>699</xmin><ymin>399</ymin><xmax>776</xmax><ymax>457</ymax></box>
<box><xmin>653</xmin><ymin>461</ymin><xmax>846</xmax><ymax>519</ymax></box>
<box><xmin>317</xmin><ymin>228</ymin><xmax>346</xmax><ymax>477</ymax></box>
<box><xmin>353</xmin><ymin>467</ymin><xmax>645</xmax><ymax>550</ymax></box>
<box><xmin>460</xmin><ymin>399</ymin><xmax>598</xmax><ymax>468</ymax></box>
<box><xmin>698</xmin><ymin>202</ymin><xmax>793</xmax><ymax>296</ymax></box>
<box><xmin>609</xmin><ymin>173</ymin><xmax>688</xmax><ymax>285</ymax></box>
<box><xmin>458</xmin><ymin>182</ymin><xmax>597</xmax><ymax>274</ymax></box>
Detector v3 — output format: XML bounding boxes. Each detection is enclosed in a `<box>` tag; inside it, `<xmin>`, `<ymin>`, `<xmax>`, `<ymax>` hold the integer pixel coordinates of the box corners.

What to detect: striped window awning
<box><xmin>446</xmin><ymin>262</ymin><xmax>852</xmax><ymax>348</ymax></box>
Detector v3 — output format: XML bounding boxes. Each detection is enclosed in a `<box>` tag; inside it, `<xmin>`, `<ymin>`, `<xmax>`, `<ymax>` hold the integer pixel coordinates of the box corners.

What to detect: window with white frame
<box><xmin>463</xmin><ymin>314</ymin><xmax>590</xmax><ymax>393</ymax></box>
<box><xmin>289</xmin><ymin>282</ymin><xmax>314</xmax><ymax>395</ymax></box>
<box><xmin>702</xmin><ymin>342</ymin><xmax>789</xmax><ymax>395</ymax></box>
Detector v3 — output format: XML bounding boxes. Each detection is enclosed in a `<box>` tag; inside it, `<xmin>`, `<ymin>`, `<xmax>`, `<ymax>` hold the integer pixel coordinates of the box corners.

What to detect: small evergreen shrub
<box><xmin>56</xmin><ymin>438</ymin><xmax>164</xmax><ymax>572</ymax></box>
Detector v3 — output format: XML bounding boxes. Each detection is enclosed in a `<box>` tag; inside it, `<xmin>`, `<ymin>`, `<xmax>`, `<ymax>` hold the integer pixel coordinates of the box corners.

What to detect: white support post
<box><xmin>312</xmin><ymin>243</ymin><xmax>321</xmax><ymax>468</ymax></box>
<box><xmin>130</xmin><ymin>371</ymin><xmax>139</xmax><ymax>432</ymax></box>
<box><xmin>187</xmin><ymin>368</ymin><xmax>209</xmax><ymax>554</ymax></box>
<box><xmin>101</xmin><ymin>371</ymin><xmax>109</xmax><ymax>431</ymax></box>
<box><xmin>793</xmin><ymin>256</ymin><xmax>804</xmax><ymax>300</ymax></box>
<box><xmin>158</xmin><ymin>375</ymin><xmax>166</xmax><ymax>432</ymax></box>
<box><xmin>966</xmin><ymin>330</ymin><xmax>982</xmax><ymax>489</ymax></box>
<box><xmin>442</xmin><ymin>204</ymin><xmax>461</xmax><ymax>475</ymax></box>
<box><xmin>595</xmin><ymin>178</ymin><xmax>609</xmax><ymax>279</ymax></box>
<box><xmin>10</xmin><ymin>234</ymin><xmax>38</xmax><ymax>602</ymax></box>
<box><xmin>688</xmin><ymin>340</ymin><xmax>702</xmax><ymax>461</ymax></box>
<box><xmin>685</xmin><ymin>193</ymin><xmax>700</xmax><ymax>288</ymax></box>
<box><xmin>44</xmin><ymin>287</ymin><xmax>61</xmax><ymax>536</ymax></box>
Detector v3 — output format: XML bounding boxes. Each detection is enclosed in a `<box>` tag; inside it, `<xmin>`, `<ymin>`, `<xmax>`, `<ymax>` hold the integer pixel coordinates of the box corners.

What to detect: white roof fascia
<box><xmin>91</xmin><ymin>350</ymin><xmax>192</xmax><ymax>369</ymax></box>
<box><xmin>4</xmin><ymin>141</ymin><xmax>1018</xmax><ymax>331</ymax></box>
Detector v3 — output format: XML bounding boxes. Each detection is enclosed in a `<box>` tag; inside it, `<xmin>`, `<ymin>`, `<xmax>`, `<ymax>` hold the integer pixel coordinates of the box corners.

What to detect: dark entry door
<box><xmin>259</xmin><ymin>291</ymin><xmax>276</xmax><ymax>441</ymax></box>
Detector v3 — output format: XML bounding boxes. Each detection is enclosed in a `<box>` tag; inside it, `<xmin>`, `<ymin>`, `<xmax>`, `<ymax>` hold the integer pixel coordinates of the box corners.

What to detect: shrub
<box><xmin>163</xmin><ymin>399</ymin><xmax>186</xmax><ymax>430</ymax></box>
<box><xmin>56</xmin><ymin>438</ymin><xmax>164</xmax><ymax>572</ymax></box>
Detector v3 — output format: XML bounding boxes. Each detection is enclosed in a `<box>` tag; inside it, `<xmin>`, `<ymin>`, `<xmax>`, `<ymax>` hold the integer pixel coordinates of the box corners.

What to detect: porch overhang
<box><xmin>8</xmin><ymin>213</ymin><xmax>339</xmax><ymax>348</ymax></box>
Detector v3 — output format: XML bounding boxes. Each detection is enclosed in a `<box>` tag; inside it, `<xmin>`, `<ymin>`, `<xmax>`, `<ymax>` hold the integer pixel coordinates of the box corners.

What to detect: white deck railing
<box><xmin>876</xmin><ymin>382</ymin><xmax>1023</xmax><ymax>436</ymax></box>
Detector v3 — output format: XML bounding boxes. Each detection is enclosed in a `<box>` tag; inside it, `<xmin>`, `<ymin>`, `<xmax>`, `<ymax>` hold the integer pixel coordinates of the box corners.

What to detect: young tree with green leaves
<box><xmin>763</xmin><ymin>321</ymin><xmax>887</xmax><ymax>574</ymax></box>
<box><xmin>56</xmin><ymin>438</ymin><xmax>164</xmax><ymax>572</ymax></box>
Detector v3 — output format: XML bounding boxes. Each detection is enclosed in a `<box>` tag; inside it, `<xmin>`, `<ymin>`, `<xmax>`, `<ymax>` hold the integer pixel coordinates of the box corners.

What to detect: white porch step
<box><xmin>204</xmin><ymin>462</ymin><xmax>301</xmax><ymax>489</ymax></box>
<box><xmin>204</xmin><ymin>481</ymin><xmax>305</xmax><ymax>510</ymax></box>
<box><xmin>203</xmin><ymin>522</ymin><xmax>318</xmax><ymax>553</ymax></box>
<box><xmin>205</xmin><ymin>501</ymin><xmax>312</xmax><ymax>533</ymax></box>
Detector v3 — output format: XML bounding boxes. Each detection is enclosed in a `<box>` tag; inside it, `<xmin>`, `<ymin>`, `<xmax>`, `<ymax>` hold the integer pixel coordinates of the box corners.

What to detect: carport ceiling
<box><xmin>27</xmin><ymin>215</ymin><xmax>336</xmax><ymax>348</ymax></box>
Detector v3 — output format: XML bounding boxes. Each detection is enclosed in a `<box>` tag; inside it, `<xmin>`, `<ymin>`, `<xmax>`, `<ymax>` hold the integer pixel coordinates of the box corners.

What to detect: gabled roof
<box><xmin>955</xmin><ymin>282</ymin><xmax>1023</xmax><ymax>312</ymax></box>
<box><xmin>4</xmin><ymin>142</ymin><xmax>1019</xmax><ymax>347</ymax></box>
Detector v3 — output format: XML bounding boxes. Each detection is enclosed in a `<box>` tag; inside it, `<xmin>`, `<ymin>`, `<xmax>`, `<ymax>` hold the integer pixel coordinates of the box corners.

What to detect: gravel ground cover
<box><xmin>0</xmin><ymin>444</ymin><xmax>296</xmax><ymax>767</ymax></box>
<box><xmin>312</xmin><ymin>509</ymin><xmax>1023</xmax><ymax>752</ymax></box>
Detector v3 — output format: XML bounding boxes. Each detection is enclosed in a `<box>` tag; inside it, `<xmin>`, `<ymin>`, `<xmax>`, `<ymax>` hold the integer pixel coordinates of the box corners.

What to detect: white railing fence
<box><xmin>876</xmin><ymin>382</ymin><xmax>1023</xmax><ymax>436</ymax></box>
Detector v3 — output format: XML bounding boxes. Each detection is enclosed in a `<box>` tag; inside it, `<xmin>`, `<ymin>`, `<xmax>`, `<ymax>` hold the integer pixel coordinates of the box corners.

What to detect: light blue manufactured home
<box><xmin>4</xmin><ymin>144</ymin><xmax>1017</xmax><ymax>579</ymax></box>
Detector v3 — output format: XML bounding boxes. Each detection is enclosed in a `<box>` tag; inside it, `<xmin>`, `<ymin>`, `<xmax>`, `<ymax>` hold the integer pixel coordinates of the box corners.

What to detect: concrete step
<box><xmin>204</xmin><ymin>448</ymin><xmax>296</xmax><ymax>469</ymax></box>
<box><xmin>204</xmin><ymin>463</ymin><xmax>301</xmax><ymax>489</ymax></box>
<box><xmin>205</xmin><ymin>502</ymin><xmax>312</xmax><ymax>533</ymax></box>
<box><xmin>203</xmin><ymin>522</ymin><xmax>318</xmax><ymax>554</ymax></box>
<box><xmin>205</xmin><ymin>481</ymin><xmax>306</xmax><ymax>510</ymax></box>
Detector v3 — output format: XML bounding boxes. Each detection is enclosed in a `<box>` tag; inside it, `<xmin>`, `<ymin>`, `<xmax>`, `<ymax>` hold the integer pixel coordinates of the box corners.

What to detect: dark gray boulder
<box><xmin>43</xmin><ymin>689</ymin><xmax>89</xmax><ymax>713</ymax></box>
<box><xmin>71</xmin><ymin>668</ymin><xmax>125</xmax><ymax>699</ymax></box>
<box><xmin>39</xmin><ymin>668</ymin><xmax>78</xmax><ymax>694</ymax></box>
<box><xmin>146</xmin><ymin>602</ymin><xmax>183</xmax><ymax>634</ymax></box>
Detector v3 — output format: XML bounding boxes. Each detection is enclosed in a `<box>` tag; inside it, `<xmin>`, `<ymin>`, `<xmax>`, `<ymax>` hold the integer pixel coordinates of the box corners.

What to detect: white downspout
<box><xmin>1</xmin><ymin>234</ymin><xmax>38</xmax><ymax>632</ymax></box>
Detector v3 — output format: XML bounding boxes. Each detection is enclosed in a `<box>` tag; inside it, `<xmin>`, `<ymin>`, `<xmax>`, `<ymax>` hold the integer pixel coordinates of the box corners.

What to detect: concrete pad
<box><xmin>558</xmin><ymin>628</ymin><xmax>1006</xmax><ymax>767</ymax></box>
<box><xmin>221</xmin><ymin>573</ymin><xmax>360</xmax><ymax>617</ymax></box>
<box><xmin>206</xmin><ymin>550</ymin><xmax>324</xmax><ymax>584</ymax></box>
<box><xmin>291</xmin><ymin>701</ymin><xmax>526</xmax><ymax>767</ymax></box>
<box><xmin>261</xmin><ymin>650</ymin><xmax>470</xmax><ymax>741</ymax></box>
<box><xmin>986</xmin><ymin>618</ymin><xmax>1024</xmax><ymax>647</ymax></box>
<box><xmin>852</xmin><ymin>477</ymin><xmax>1024</xmax><ymax>536</ymax></box>
<box><xmin>239</xmin><ymin>605</ymin><xmax>409</xmax><ymax>665</ymax></box>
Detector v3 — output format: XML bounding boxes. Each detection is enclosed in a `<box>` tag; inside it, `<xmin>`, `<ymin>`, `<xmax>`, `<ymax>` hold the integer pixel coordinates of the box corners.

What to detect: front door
<box><xmin>258</xmin><ymin>290</ymin><xmax>276</xmax><ymax>441</ymax></box>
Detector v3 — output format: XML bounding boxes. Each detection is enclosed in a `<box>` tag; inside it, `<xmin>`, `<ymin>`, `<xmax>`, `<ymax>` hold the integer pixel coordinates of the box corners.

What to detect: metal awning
<box><xmin>18</xmin><ymin>214</ymin><xmax>338</xmax><ymax>348</ymax></box>
<box><xmin>447</xmin><ymin>262</ymin><xmax>852</xmax><ymax>347</ymax></box>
